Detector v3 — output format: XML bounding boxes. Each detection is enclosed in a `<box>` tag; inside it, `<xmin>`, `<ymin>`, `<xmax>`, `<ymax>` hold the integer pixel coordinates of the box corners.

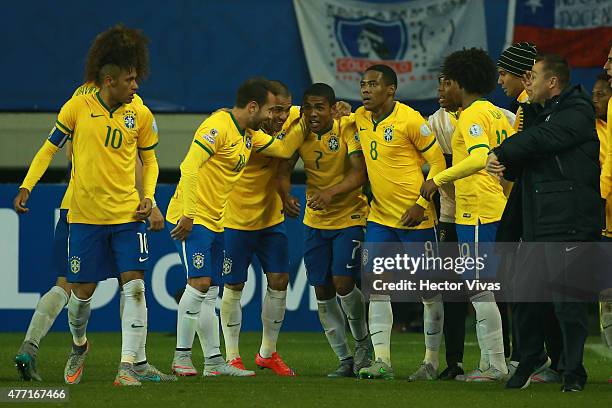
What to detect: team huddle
<box><xmin>11</xmin><ymin>24</ymin><xmax>612</xmax><ymax>393</ymax></box>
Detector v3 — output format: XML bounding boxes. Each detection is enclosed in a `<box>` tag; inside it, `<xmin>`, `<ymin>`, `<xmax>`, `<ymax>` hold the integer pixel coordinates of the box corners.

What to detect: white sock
<box><xmin>422</xmin><ymin>294</ymin><xmax>443</xmax><ymax>370</ymax></box>
<box><xmin>317</xmin><ymin>297</ymin><xmax>352</xmax><ymax>361</ymax></box>
<box><xmin>338</xmin><ymin>287</ymin><xmax>369</xmax><ymax>342</ymax></box>
<box><xmin>220</xmin><ymin>287</ymin><xmax>242</xmax><ymax>360</ymax></box>
<box><xmin>119</xmin><ymin>289</ymin><xmax>125</xmax><ymax>320</ymax></box>
<box><xmin>25</xmin><ymin>286</ymin><xmax>68</xmax><ymax>347</ymax></box>
<box><xmin>471</xmin><ymin>291</ymin><xmax>507</xmax><ymax>373</ymax></box>
<box><xmin>197</xmin><ymin>286</ymin><xmax>221</xmax><ymax>359</ymax></box>
<box><xmin>259</xmin><ymin>287</ymin><xmax>286</xmax><ymax>358</ymax></box>
<box><xmin>368</xmin><ymin>294</ymin><xmax>392</xmax><ymax>365</ymax></box>
<box><xmin>135</xmin><ymin>307</ymin><xmax>148</xmax><ymax>364</ymax></box>
<box><xmin>121</xmin><ymin>279</ymin><xmax>147</xmax><ymax>364</ymax></box>
<box><xmin>67</xmin><ymin>292</ymin><xmax>91</xmax><ymax>346</ymax></box>
<box><xmin>601</xmin><ymin>299</ymin><xmax>612</xmax><ymax>350</ymax></box>
<box><xmin>176</xmin><ymin>284</ymin><xmax>205</xmax><ymax>351</ymax></box>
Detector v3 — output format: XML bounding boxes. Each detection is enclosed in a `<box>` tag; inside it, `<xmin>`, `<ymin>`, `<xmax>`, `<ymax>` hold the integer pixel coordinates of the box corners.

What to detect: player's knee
<box><xmin>205</xmin><ymin>285</ymin><xmax>220</xmax><ymax>301</ymax></box>
<box><xmin>55</xmin><ymin>277</ymin><xmax>72</xmax><ymax>297</ymax></box>
<box><xmin>72</xmin><ymin>284</ymin><xmax>96</xmax><ymax>300</ymax></box>
<box><xmin>314</xmin><ymin>284</ymin><xmax>336</xmax><ymax>301</ymax></box>
<box><xmin>266</xmin><ymin>272</ymin><xmax>289</xmax><ymax>291</ymax></box>
<box><xmin>123</xmin><ymin>279</ymin><xmax>145</xmax><ymax>303</ymax></box>
<box><xmin>188</xmin><ymin>277</ymin><xmax>211</xmax><ymax>293</ymax></box>
<box><xmin>225</xmin><ymin>282</ymin><xmax>245</xmax><ymax>291</ymax></box>
<box><xmin>333</xmin><ymin>276</ymin><xmax>354</xmax><ymax>296</ymax></box>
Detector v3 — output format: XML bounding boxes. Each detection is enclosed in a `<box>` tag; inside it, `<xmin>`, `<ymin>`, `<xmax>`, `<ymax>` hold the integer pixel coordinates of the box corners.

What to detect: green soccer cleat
<box><xmin>358</xmin><ymin>358</ymin><xmax>394</xmax><ymax>380</ymax></box>
<box><xmin>407</xmin><ymin>362</ymin><xmax>438</xmax><ymax>382</ymax></box>
<box><xmin>134</xmin><ymin>363</ymin><xmax>178</xmax><ymax>382</ymax></box>
<box><xmin>15</xmin><ymin>342</ymin><xmax>42</xmax><ymax>382</ymax></box>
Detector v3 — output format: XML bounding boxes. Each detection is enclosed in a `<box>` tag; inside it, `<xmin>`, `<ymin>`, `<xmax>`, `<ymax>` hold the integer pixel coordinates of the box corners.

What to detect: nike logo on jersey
<box><xmin>139</xmin><ymin>257</ymin><xmax>149</xmax><ymax>262</ymax></box>
<box><xmin>359</xmin><ymin>127</ymin><xmax>367</xmax><ymax>131</ymax></box>
<box><xmin>230</xmin><ymin>142</ymin><xmax>238</xmax><ymax>147</ymax></box>
<box><xmin>90</xmin><ymin>113</ymin><xmax>105</xmax><ymax>118</ymax></box>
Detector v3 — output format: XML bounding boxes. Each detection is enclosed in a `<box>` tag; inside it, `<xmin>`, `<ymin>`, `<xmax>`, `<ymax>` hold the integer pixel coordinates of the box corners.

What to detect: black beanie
<box><xmin>497</xmin><ymin>42</ymin><xmax>538</xmax><ymax>77</ymax></box>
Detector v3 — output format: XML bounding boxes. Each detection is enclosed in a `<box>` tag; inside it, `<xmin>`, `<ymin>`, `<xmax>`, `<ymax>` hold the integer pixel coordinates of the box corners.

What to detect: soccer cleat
<box><xmin>407</xmin><ymin>362</ymin><xmax>438</xmax><ymax>381</ymax></box>
<box><xmin>455</xmin><ymin>367</ymin><xmax>482</xmax><ymax>382</ymax></box>
<box><xmin>15</xmin><ymin>342</ymin><xmax>42</xmax><ymax>381</ymax></box>
<box><xmin>439</xmin><ymin>364</ymin><xmax>464</xmax><ymax>381</ymax></box>
<box><xmin>358</xmin><ymin>358</ymin><xmax>394</xmax><ymax>380</ymax></box>
<box><xmin>113</xmin><ymin>363</ymin><xmax>142</xmax><ymax>386</ymax></box>
<box><xmin>203</xmin><ymin>362</ymin><xmax>255</xmax><ymax>377</ymax></box>
<box><xmin>353</xmin><ymin>338</ymin><xmax>374</xmax><ymax>375</ymax></box>
<box><xmin>64</xmin><ymin>342</ymin><xmax>89</xmax><ymax>384</ymax></box>
<box><xmin>171</xmin><ymin>351</ymin><xmax>197</xmax><ymax>376</ymax></box>
<box><xmin>464</xmin><ymin>365</ymin><xmax>508</xmax><ymax>382</ymax></box>
<box><xmin>228</xmin><ymin>356</ymin><xmax>247</xmax><ymax>371</ymax></box>
<box><xmin>561</xmin><ymin>379</ymin><xmax>584</xmax><ymax>392</ymax></box>
<box><xmin>134</xmin><ymin>364</ymin><xmax>177</xmax><ymax>382</ymax></box>
<box><xmin>506</xmin><ymin>357</ymin><xmax>551</xmax><ymax>389</ymax></box>
<box><xmin>327</xmin><ymin>358</ymin><xmax>355</xmax><ymax>378</ymax></box>
<box><xmin>507</xmin><ymin>360</ymin><xmax>519</xmax><ymax>378</ymax></box>
<box><xmin>530</xmin><ymin>367</ymin><xmax>561</xmax><ymax>384</ymax></box>
<box><xmin>255</xmin><ymin>352</ymin><xmax>296</xmax><ymax>376</ymax></box>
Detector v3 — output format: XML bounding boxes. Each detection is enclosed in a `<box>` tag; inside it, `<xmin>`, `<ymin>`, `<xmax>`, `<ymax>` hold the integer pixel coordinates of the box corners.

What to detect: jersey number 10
<box><xmin>105</xmin><ymin>126</ymin><xmax>123</xmax><ymax>149</ymax></box>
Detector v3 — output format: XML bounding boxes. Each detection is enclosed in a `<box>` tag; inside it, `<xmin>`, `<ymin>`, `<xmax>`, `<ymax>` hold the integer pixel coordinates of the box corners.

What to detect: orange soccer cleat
<box><xmin>255</xmin><ymin>352</ymin><xmax>295</xmax><ymax>376</ymax></box>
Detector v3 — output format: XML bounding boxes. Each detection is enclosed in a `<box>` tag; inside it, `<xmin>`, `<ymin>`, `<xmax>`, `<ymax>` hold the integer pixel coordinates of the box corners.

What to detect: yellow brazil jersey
<box><xmin>166</xmin><ymin>111</ymin><xmax>301</xmax><ymax>232</ymax></box>
<box><xmin>354</xmin><ymin>102</ymin><xmax>442</xmax><ymax>230</ymax></box>
<box><xmin>60</xmin><ymin>83</ymin><xmax>145</xmax><ymax>210</ymax></box>
<box><xmin>452</xmin><ymin>100</ymin><xmax>515</xmax><ymax>225</ymax></box>
<box><xmin>299</xmin><ymin>115</ymin><xmax>368</xmax><ymax>229</ymax></box>
<box><xmin>56</xmin><ymin>92</ymin><xmax>158</xmax><ymax>224</ymax></box>
<box><xmin>513</xmin><ymin>89</ymin><xmax>529</xmax><ymax>131</ymax></box>
<box><xmin>225</xmin><ymin>106</ymin><xmax>301</xmax><ymax>230</ymax></box>
<box><xmin>597</xmin><ymin>117</ymin><xmax>612</xmax><ymax>237</ymax></box>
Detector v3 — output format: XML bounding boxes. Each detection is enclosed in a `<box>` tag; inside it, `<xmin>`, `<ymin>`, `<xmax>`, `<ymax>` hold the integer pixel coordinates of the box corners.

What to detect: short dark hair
<box><xmin>442</xmin><ymin>48</ymin><xmax>496</xmax><ymax>95</ymax></box>
<box><xmin>596</xmin><ymin>71</ymin><xmax>611</xmax><ymax>83</ymax></box>
<box><xmin>535</xmin><ymin>54</ymin><xmax>570</xmax><ymax>88</ymax></box>
<box><xmin>85</xmin><ymin>24</ymin><xmax>150</xmax><ymax>86</ymax></box>
<box><xmin>303</xmin><ymin>83</ymin><xmax>336</xmax><ymax>106</ymax></box>
<box><xmin>365</xmin><ymin>64</ymin><xmax>397</xmax><ymax>87</ymax></box>
<box><xmin>235</xmin><ymin>78</ymin><xmax>272</xmax><ymax>108</ymax></box>
<box><xmin>268</xmin><ymin>80</ymin><xmax>291</xmax><ymax>98</ymax></box>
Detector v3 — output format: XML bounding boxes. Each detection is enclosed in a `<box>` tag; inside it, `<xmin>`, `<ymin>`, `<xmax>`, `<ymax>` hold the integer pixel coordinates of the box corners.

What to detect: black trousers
<box><xmin>512</xmin><ymin>244</ymin><xmax>589</xmax><ymax>385</ymax></box>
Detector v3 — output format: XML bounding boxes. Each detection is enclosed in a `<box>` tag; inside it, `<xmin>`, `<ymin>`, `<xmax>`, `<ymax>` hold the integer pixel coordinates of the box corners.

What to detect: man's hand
<box><xmin>486</xmin><ymin>152</ymin><xmax>505</xmax><ymax>178</ymax></box>
<box><xmin>282</xmin><ymin>194</ymin><xmax>301</xmax><ymax>218</ymax></box>
<box><xmin>136</xmin><ymin>198</ymin><xmax>153</xmax><ymax>220</ymax></box>
<box><xmin>148</xmin><ymin>206</ymin><xmax>165</xmax><ymax>231</ymax></box>
<box><xmin>400</xmin><ymin>204</ymin><xmax>426</xmax><ymax>227</ymax></box>
<box><xmin>170</xmin><ymin>216</ymin><xmax>193</xmax><ymax>241</ymax></box>
<box><xmin>420</xmin><ymin>179</ymin><xmax>439</xmax><ymax>201</ymax></box>
<box><xmin>13</xmin><ymin>188</ymin><xmax>30</xmax><ymax>214</ymax></box>
<box><xmin>334</xmin><ymin>101</ymin><xmax>352</xmax><ymax>118</ymax></box>
<box><xmin>307</xmin><ymin>190</ymin><xmax>333</xmax><ymax>211</ymax></box>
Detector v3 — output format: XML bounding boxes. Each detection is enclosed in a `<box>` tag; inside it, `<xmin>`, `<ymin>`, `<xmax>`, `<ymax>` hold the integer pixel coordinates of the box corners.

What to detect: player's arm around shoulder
<box><xmin>253</xmin><ymin>121</ymin><xmax>305</xmax><ymax>158</ymax></box>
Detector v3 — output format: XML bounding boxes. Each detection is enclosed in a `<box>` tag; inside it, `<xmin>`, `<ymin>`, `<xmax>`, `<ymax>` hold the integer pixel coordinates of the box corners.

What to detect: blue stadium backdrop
<box><xmin>0</xmin><ymin>184</ymin><xmax>320</xmax><ymax>332</ymax></box>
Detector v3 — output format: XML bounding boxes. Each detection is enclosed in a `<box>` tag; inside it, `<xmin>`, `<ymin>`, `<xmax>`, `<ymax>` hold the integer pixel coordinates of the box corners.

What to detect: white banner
<box><xmin>294</xmin><ymin>0</ymin><xmax>488</xmax><ymax>100</ymax></box>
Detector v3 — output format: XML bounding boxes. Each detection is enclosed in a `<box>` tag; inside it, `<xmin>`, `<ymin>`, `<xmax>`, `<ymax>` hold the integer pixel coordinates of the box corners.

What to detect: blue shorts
<box><xmin>67</xmin><ymin>222</ymin><xmax>147</xmax><ymax>283</ymax></box>
<box><xmin>168</xmin><ymin>222</ymin><xmax>224</xmax><ymax>283</ymax></box>
<box><xmin>365</xmin><ymin>222</ymin><xmax>437</xmax><ymax>244</ymax></box>
<box><xmin>223</xmin><ymin>223</ymin><xmax>289</xmax><ymax>285</ymax></box>
<box><xmin>303</xmin><ymin>226</ymin><xmax>364</xmax><ymax>287</ymax></box>
<box><xmin>455</xmin><ymin>222</ymin><xmax>499</xmax><ymax>280</ymax></box>
<box><xmin>52</xmin><ymin>209</ymin><xmax>70</xmax><ymax>278</ymax></box>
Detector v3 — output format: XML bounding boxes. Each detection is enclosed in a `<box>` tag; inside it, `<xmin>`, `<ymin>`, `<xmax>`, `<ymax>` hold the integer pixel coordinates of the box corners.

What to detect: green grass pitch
<box><xmin>0</xmin><ymin>332</ymin><xmax>610</xmax><ymax>407</ymax></box>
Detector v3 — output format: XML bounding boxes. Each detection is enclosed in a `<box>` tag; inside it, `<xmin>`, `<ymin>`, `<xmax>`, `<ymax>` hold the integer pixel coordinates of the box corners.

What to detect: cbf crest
<box><xmin>328</xmin><ymin>135</ymin><xmax>340</xmax><ymax>152</ymax></box>
<box><xmin>192</xmin><ymin>252</ymin><xmax>205</xmax><ymax>269</ymax></box>
<box><xmin>70</xmin><ymin>256</ymin><xmax>81</xmax><ymax>274</ymax></box>
<box><xmin>123</xmin><ymin>111</ymin><xmax>136</xmax><ymax>129</ymax></box>
<box><xmin>222</xmin><ymin>256</ymin><xmax>233</xmax><ymax>275</ymax></box>
<box><xmin>383</xmin><ymin>126</ymin><xmax>393</xmax><ymax>142</ymax></box>
<box><xmin>245</xmin><ymin>135</ymin><xmax>252</xmax><ymax>150</ymax></box>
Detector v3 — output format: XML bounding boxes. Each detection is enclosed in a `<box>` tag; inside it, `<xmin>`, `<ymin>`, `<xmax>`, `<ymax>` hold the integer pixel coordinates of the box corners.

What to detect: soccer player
<box><xmin>421</xmin><ymin>48</ymin><xmax>513</xmax><ymax>381</ymax></box>
<box><xmin>277</xmin><ymin>83</ymin><xmax>373</xmax><ymax>377</ymax></box>
<box><xmin>595</xmin><ymin>72</ymin><xmax>612</xmax><ymax>240</ymax></box>
<box><xmin>167</xmin><ymin>78</ymin><xmax>303</xmax><ymax>377</ymax></box>
<box><xmin>354</xmin><ymin>65</ymin><xmax>446</xmax><ymax>380</ymax></box>
<box><xmin>13</xmin><ymin>25</ymin><xmax>173</xmax><ymax>385</ymax></box>
<box><xmin>217</xmin><ymin>80</ymin><xmax>300</xmax><ymax>376</ymax></box>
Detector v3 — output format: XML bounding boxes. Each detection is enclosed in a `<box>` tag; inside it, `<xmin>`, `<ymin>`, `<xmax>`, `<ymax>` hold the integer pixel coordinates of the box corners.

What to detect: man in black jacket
<box><xmin>487</xmin><ymin>54</ymin><xmax>601</xmax><ymax>392</ymax></box>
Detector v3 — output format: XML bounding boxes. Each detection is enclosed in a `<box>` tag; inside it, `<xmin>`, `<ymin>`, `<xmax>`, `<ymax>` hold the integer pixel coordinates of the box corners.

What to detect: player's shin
<box><xmin>422</xmin><ymin>294</ymin><xmax>444</xmax><ymax>370</ymax></box>
<box><xmin>198</xmin><ymin>286</ymin><xmax>223</xmax><ymax>363</ymax></box>
<box><xmin>600</xmin><ymin>293</ymin><xmax>612</xmax><ymax>350</ymax></box>
<box><xmin>25</xmin><ymin>286</ymin><xmax>69</xmax><ymax>347</ymax></box>
<box><xmin>339</xmin><ymin>287</ymin><xmax>369</xmax><ymax>342</ymax></box>
<box><xmin>368</xmin><ymin>294</ymin><xmax>393</xmax><ymax>365</ymax></box>
<box><xmin>135</xmin><ymin>307</ymin><xmax>148</xmax><ymax>365</ymax></box>
<box><xmin>121</xmin><ymin>279</ymin><xmax>146</xmax><ymax>364</ymax></box>
<box><xmin>260</xmin><ymin>287</ymin><xmax>287</xmax><ymax>358</ymax></box>
<box><xmin>471</xmin><ymin>291</ymin><xmax>507</xmax><ymax>373</ymax></box>
<box><xmin>317</xmin><ymin>297</ymin><xmax>352</xmax><ymax>360</ymax></box>
<box><xmin>176</xmin><ymin>284</ymin><xmax>205</xmax><ymax>351</ymax></box>
<box><xmin>68</xmin><ymin>292</ymin><xmax>92</xmax><ymax>346</ymax></box>
<box><xmin>220</xmin><ymin>287</ymin><xmax>243</xmax><ymax>360</ymax></box>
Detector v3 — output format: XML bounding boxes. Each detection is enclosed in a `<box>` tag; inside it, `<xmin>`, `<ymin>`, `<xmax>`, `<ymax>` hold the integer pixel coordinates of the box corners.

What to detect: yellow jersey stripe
<box><xmin>467</xmin><ymin>143</ymin><xmax>489</xmax><ymax>153</ymax></box>
<box><xmin>55</xmin><ymin>120</ymin><xmax>73</xmax><ymax>134</ymax></box>
<box><xmin>138</xmin><ymin>143</ymin><xmax>158</xmax><ymax>151</ymax></box>
<box><xmin>194</xmin><ymin>140</ymin><xmax>214</xmax><ymax>156</ymax></box>
<box><xmin>418</xmin><ymin>138</ymin><xmax>437</xmax><ymax>153</ymax></box>
<box><xmin>255</xmin><ymin>135</ymin><xmax>275</xmax><ymax>152</ymax></box>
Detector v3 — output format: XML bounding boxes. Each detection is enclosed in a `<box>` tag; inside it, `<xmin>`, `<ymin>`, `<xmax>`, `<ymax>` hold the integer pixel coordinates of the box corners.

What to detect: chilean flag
<box><xmin>511</xmin><ymin>0</ymin><xmax>612</xmax><ymax>67</ymax></box>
